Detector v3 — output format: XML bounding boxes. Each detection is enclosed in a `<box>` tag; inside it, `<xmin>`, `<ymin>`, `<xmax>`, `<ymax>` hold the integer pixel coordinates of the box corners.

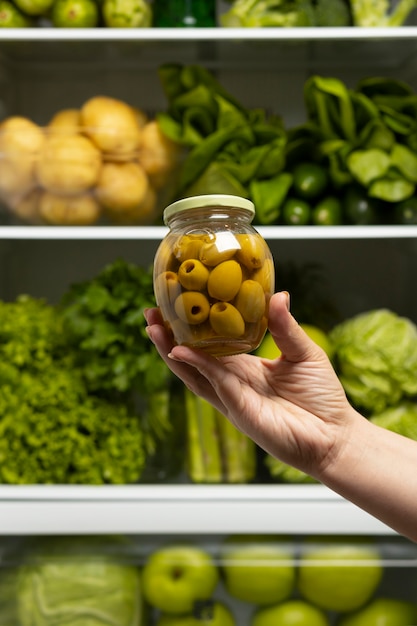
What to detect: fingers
<box><xmin>144</xmin><ymin>307</ymin><xmax>226</xmax><ymax>409</ymax></box>
<box><xmin>267</xmin><ymin>292</ymin><xmax>325</xmax><ymax>363</ymax></box>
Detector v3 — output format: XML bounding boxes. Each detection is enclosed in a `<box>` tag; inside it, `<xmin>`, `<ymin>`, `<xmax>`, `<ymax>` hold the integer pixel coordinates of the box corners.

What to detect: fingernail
<box><xmin>143</xmin><ymin>308</ymin><xmax>151</xmax><ymax>323</ymax></box>
<box><xmin>167</xmin><ymin>352</ymin><xmax>181</xmax><ymax>361</ymax></box>
<box><xmin>145</xmin><ymin>326</ymin><xmax>155</xmax><ymax>343</ymax></box>
<box><xmin>283</xmin><ymin>291</ymin><xmax>290</xmax><ymax>311</ymax></box>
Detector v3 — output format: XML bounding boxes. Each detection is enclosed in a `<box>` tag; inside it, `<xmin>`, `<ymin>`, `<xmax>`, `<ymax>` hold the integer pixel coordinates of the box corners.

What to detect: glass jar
<box><xmin>153</xmin><ymin>194</ymin><xmax>275</xmax><ymax>357</ymax></box>
<box><xmin>153</xmin><ymin>0</ymin><xmax>216</xmax><ymax>27</ymax></box>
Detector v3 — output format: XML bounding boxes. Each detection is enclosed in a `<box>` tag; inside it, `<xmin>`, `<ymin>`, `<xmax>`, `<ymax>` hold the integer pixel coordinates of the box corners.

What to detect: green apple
<box><xmin>220</xmin><ymin>535</ymin><xmax>296</xmax><ymax>605</ymax></box>
<box><xmin>142</xmin><ymin>544</ymin><xmax>219</xmax><ymax>614</ymax></box>
<box><xmin>338</xmin><ymin>597</ymin><xmax>417</xmax><ymax>626</ymax></box>
<box><xmin>156</xmin><ymin>601</ymin><xmax>235</xmax><ymax>626</ymax></box>
<box><xmin>297</xmin><ymin>537</ymin><xmax>383</xmax><ymax>612</ymax></box>
<box><xmin>255</xmin><ymin>324</ymin><xmax>334</xmax><ymax>360</ymax></box>
<box><xmin>251</xmin><ymin>599</ymin><xmax>330</xmax><ymax>626</ymax></box>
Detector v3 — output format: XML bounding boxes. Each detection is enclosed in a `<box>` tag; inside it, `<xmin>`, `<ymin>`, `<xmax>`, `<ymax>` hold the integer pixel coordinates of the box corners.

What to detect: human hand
<box><xmin>145</xmin><ymin>291</ymin><xmax>358</xmax><ymax>481</ymax></box>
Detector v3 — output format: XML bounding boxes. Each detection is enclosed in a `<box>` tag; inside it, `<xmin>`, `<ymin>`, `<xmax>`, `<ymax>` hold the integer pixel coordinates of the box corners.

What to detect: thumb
<box><xmin>267</xmin><ymin>291</ymin><xmax>323</xmax><ymax>363</ymax></box>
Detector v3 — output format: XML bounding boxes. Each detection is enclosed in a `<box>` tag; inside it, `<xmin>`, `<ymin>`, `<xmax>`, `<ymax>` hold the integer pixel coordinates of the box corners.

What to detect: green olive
<box><xmin>209</xmin><ymin>302</ymin><xmax>245</xmax><ymax>338</ymax></box>
<box><xmin>207</xmin><ymin>260</ymin><xmax>242</xmax><ymax>301</ymax></box>
<box><xmin>178</xmin><ymin>258</ymin><xmax>210</xmax><ymax>291</ymax></box>
<box><xmin>174</xmin><ymin>291</ymin><xmax>210</xmax><ymax>325</ymax></box>
<box><xmin>173</xmin><ymin>233</ymin><xmax>208</xmax><ymax>262</ymax></box>
<box><xmin>236</xmin><ymin>233</ymin><xmax>267</xmax><ymax>270</ymax></box>
<box><xmin>253</xmin><ymin>258</ymin><xmax>275</xmax><ymax>293</ymax></box>
<box><xmin>154</xmin><ymin>271</ymin><xmax>181</xmax><ymax>306</ymax></box>
<box><xmin>154</xmin><ymin>239</ymin><xmax>178</xmax><ymax>273</ymax></box>
<box><xmin>199</xmin><ymin>236</ymin><xmax>237</xmax><ymax>266</ymax></box>
<box><xmin>235</xmin><ymin>279</ymin><xmax>266</xmax><ymax>322</ymax></box>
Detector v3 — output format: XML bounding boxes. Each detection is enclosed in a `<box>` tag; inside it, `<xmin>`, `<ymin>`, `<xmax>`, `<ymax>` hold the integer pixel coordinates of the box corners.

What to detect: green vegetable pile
<box><xmin>221</xmin><ymin>0</ymin><xmax>352</xmax><ymax>27</ymax></box>
<box><xmin>264</xmin><ymin>455</ymin><xmax>318</xmax><ymax>483</ymax></box>
<box><xmin>185</xmin><ymin>390</ymin><xmax>256</xmax><ymax>483</ymax></box>
<box><xmin>0</xmin><ymin>259</ymin><xmax>178</xmax><ymax>485</ymax></box>
<box><xmin>330</xmin><ymin>309</ymin><xmax>417</xmax><ymax>414</ymax></box>
<box><xmin>157</xmin><ymin>64</ymin><xmax>289</xmax><ymax>225</ymax></box>
<box><xmin>157</xmin><ymin>65</ymin><xmax>417</xmax><ymax>226</ymax></box>
<box><xmin>292</xmin><ymin>76</ymin><xmax>417</xmax><ymax>206</ymax></box>
<box><xmin>370</xmin><ymin>401</ymin><xmax>417</xmax><ymax>439</ymax></box>
<box><xmin>220</xmin><ymin>0</ymin><xmax>417</xmax><ymax>26</ymax></box>
<box><xmin>1</xmin><ymin>536</ymin><xmax>143</xmax><ymax>625</ymax></box>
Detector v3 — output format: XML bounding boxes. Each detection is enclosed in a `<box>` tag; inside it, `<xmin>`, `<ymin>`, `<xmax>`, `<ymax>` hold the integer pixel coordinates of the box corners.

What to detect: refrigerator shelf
<box><xmin>0</xmin><ymin>225</ymin><xmax>416</xmax><ymax>240</ymax></box>
<box><xmin>0</xmin><ymin>28</ymin><xmax>416</xmax><ymax>72</ymax></box>
<box><xmin>0</xmin><ymin>484</ymin><xmax>397</xmax><ymax>535</ymax></box>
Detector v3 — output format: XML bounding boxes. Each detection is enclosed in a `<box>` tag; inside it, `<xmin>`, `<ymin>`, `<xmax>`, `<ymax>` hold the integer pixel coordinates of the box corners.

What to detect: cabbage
<box><xmin>16</xmin><ymin>538</ymin><xmax>143</xmax><ymax>626</ymax></box>
<box><xmin>264</xmin><ymin>454</ymin><xmax>318</xmax><ymax>484</ymax></box>
<box><xmin>330</xmin><ymin>309</ymin><xmax>417</xmax><ymax>414</ymax></box>
<box><xmin>370</xmin><ymin>402</ymin><xmax>417</xmax><ymax>440</ymax></box>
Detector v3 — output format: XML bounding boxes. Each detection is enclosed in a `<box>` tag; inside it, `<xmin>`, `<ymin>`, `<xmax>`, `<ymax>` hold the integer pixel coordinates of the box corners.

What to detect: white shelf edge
<box><xmin>0</xmin><ymin>484</ymin><xmax>397</xmax><ymax>535</ymax></box>
<box><xmin>0</xmin><ymin>27</ymin><xmax>416</xmax><ymax>42</ymax></box>
<box><xmin>0</xmin><ymin>225</ymin><xmax>416</xmax><ymax>240</ymax></box>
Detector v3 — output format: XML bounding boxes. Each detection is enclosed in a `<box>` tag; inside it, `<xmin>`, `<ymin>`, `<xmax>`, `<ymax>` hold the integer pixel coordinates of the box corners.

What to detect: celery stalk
<box><xmin>185</xmin><ymin>390</ymin><xmax>223</xmax><ymax>483</ymax></box>
<box><xmin>216</xmin><ymin>411</ymin><xmax>256</xmax><ymax>483</ymax></box>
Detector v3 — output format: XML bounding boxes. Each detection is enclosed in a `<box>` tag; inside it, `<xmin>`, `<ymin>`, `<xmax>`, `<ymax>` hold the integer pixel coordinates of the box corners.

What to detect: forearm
<box><xmin>321</xmin><ymin>411</ymin><xmax>417</xmax><ymax>542</ymax></box>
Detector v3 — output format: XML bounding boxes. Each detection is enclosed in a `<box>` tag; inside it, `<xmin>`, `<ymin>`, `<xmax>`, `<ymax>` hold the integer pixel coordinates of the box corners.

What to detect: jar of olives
<box><xmin>153</xmin><ymin>194</ymin><xmax>275</xmax><ymax>357</ymax></box>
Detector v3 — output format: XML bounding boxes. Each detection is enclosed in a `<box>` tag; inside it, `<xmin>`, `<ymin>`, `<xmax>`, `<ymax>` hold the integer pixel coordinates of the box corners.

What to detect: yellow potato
<box><xmin>36</xmin><ymin>134</ymin><xmax>102</xmax><ymax>196</ymax></box>
<box><xmin>7</xmin><ymin>189</ymin><xmax>42</xmax><ymax>224</ymax></box>
<box><xmin>0</xmin><ymin>116</ymin><xmax>44</xmax><ymax>155</ymax></box>
<box><xmin>48</xmin><ymin>109</ymin><xmax>82</xmax><ymax>135</ymax></box>
<box><xmin>139</xmin><ymin>120</ymin><xmax>182</xmax><ymax>187</ymax></box>
<box><xmin>0</xmin><ymin>116</ymin><xmax>44</xmax><ymax>197</ymax></box>
<box><xmin>39</xmin><ymin>191</ymin><xmax>101</xmax><ymax>225</ymax></box>
<box><xmin>95</xmin><ymin>160</ymin><xmax>149</xmax><ymax>216</ymax></box>
<box><xmin>132</xmin><ymin>106</ymin><xmax>148</xmax><ymax>129</ymax></box>
<box><xmin>81</xmin><ymin>95</ymin><xmax>142</xmax><ymax>156</ymax></box>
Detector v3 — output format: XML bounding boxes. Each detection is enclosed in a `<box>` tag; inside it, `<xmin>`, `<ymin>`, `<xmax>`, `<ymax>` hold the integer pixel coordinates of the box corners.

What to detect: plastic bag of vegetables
<box><xmin>330</xmin><ymin>309</ymin><xmax>417</xmax><ymax>414</ymax></box>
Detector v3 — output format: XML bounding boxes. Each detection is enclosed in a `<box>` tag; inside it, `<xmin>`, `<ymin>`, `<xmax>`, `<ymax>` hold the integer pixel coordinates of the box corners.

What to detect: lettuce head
<box><xmin>330</xmin><ymin>309</ymin><xmax>417</xmax><ymax>413</ymax></box>
<box><xmin>16</xmin><ymin>537</ymin><xmax>143</xmax><ymax>626</ymax></box>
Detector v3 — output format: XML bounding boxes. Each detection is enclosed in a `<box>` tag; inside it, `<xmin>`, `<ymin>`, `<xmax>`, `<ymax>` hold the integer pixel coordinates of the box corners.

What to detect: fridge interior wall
<box><xmin>1</xmin><ymin>237</ymin><xmax>417</xmax><ymax>323</ymax></box>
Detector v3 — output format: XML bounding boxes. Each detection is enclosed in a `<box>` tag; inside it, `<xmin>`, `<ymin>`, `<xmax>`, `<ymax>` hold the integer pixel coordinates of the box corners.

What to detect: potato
<box><xmin>48</xmin><ymin>108</ymin><xmax>82</xmax><ymax>135</ymax></box>
<box><xmin>139</xmin><ymin>120</ymin><xmax>182</xmax><ymax>188</ymax></box>
<box><xmin>95</xmin><ymin>160</ymin><xmax>149</xmax><ymax>216</ymax></box>
<box><xmin>8</xmin><ymin>189</ymin><xmax>43</xmax><ymax>224</ymax></box>
<box><xmin>36</xmin><ymin>134</ymin><xmax>102</xmax><ymax>196</ymax></box>
<box><xmin>132</xmin><ymin>106</ymin><xmax>148</xmax><ymax>129</ymax></box>
<box><xmin>107</xmin><ymin>184</ymin><xmax>158</xmax><ymax>225</ymax></box>
<box><xmin>0</xmin><ymin>116</ymin><xmax>44</xmax><ymax>197</ymax></box>
<box><xmin>81</xmin><ymin>95</ymin><xmax>142</xmax><ymax>156</ymax></box>
<box><xmin>39</xmin><ymin>190</ymin><xmax>101</xmax><ymax>225</ymax></box>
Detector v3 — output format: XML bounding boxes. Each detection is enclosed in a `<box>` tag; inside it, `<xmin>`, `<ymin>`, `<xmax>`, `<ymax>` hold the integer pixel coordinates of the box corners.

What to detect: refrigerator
<box><xmin>1</xmin><ymin>2</ymin><xmax>417</xmax><ymax>623</ymax></box>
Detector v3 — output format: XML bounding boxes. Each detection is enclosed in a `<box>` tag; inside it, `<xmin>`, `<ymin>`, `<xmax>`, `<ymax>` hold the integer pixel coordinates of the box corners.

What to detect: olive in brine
<box><xmin>236</xmin><ymin>233</ymin><xmax>266</xmax><ymax>270</ymax></box>
<box><xmin>199</xmin><ymin>237</ymin><xmax>237</xmax><ymax>266</ymax></box>
<box><xmin>207</xmin><ymin>260</ymin><xmax>242</xmax><ymax>301</ymax></box>
<box><xmin>173</xmin><ymin>233</ymin><xmax>207</xmax><ymax>263</ymax></box>
<box><xmin>209</xmin><ymin>302</ymin><xmax>245</xmax><ymax>338</ymax></box>
<box><xmin>178</xmin><ymin>259</ymin><xmax>210</xmax><ymax>291</ymax></box>
<box><xmin>253</xmin><ymin>258</ymin><xmax>275</xmax><ymax>293</ymax></box>
<box><xmin>154</xmin><ymin>271</ymin><xmax>181</xmax><ymax>306</ymax></box>
<box><xmin>235</xmin><ymin>279</ymin><xmax>266</xmax><ymax>322</ymax></box>
<box><xmin>174</xmin><ymin>291</ymin><xmax>210</xmax><ymax>325</ymax></box>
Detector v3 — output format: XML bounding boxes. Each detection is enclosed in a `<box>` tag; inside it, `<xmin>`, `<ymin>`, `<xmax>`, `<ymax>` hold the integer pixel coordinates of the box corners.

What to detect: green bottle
<box><xmin>153</xmin><ymin>0</ymin><xmax>216</xmax><ymax>27</ymax></box>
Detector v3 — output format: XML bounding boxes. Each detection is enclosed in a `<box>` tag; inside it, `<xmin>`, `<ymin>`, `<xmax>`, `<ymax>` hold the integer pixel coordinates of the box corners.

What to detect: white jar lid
<box><xmin>163</xmin><ymin>194</ymin><xmax>255</xmax><ymax>225</ymax></box>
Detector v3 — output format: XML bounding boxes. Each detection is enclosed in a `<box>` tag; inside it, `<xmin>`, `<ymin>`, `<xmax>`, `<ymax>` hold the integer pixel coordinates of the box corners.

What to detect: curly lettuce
<box><xmin>330</xmin><ymin>309</ymin><xmax>417</xmax><ymax>414</ymax></box>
